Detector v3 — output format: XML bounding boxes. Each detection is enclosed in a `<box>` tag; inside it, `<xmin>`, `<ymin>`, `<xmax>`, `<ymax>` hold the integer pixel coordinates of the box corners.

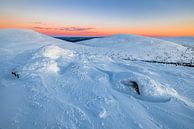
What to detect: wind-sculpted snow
<box><xmin>0</xmin><ymin>29</ymin><xmax>194</xmax><ymax>129</ymax></box>
<box><xmin>118</xmin><ymin>73</ymin><xmax>194</xmax><ymax>107</ymax></box>
<box><xmin>22</xmin><ymin>45</ymin><xmax>76</xmax><ymax>73</ymax></box>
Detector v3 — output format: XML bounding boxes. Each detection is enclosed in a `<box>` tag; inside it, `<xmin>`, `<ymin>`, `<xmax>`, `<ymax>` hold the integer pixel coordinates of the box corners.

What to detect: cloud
<box><xmin>33</xmin><ymin>26</ymin><xmax>94</xmax><ymax>32</ymax></box>
<box><xmin>59</xmin><ymin>27</ymin><xmax>94</xmax><ymax>31</ymax></box>
<box><xmin>34</xmin><ymin>22</ymin><xmax>46</xmax><ymax>25</ymax></box>
<box><xmin>33</xmin><ymin>26</ymin><xmax>53</xmax><ymax>30</ymax></box>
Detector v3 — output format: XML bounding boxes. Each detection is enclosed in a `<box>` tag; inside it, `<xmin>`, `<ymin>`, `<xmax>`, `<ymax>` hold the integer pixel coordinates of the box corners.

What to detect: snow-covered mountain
<box><xmin>0</xmin><ymin>29</ymin><xmax>194</xmax><ymax>129</ymax></box>
<box><xmin>78</xmin><ymin>34</ymin><xmax>194</xmax><ymax>64</ymax></box>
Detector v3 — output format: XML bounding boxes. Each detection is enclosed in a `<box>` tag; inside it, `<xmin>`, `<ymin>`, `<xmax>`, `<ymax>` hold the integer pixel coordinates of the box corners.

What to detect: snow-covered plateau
<box><xmin>0</xmin><ymin>29</ymin><xmax>194</xmax><ymax>129</ymax></box>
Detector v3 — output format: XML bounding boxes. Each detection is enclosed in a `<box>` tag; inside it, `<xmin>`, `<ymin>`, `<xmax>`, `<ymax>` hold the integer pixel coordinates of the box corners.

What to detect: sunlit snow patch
<box><xmin>32</xmin><ymin>45</ymin><xmax>75</xmax><ymax>60</ymax></box>
<box><xmin>22</xmin><ymin>45</ymin><xmax>76</xmax><ymax>73</ymax></box>
<box><xmin>99</xmin><ymin>107</ymin><xmax>108</xmax><ymax>119</ymax></box>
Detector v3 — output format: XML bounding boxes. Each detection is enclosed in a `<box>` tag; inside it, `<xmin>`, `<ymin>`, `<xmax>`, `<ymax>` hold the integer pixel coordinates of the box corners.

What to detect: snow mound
<box><xmin>32</xmin><ymin>45</ymin><xmax>75</xmax><ymax>60</ymax></box>
<box><xmin>22</xmin><ymin>45</ymin><xmax>76</xmax><ymax>73</ymax></box>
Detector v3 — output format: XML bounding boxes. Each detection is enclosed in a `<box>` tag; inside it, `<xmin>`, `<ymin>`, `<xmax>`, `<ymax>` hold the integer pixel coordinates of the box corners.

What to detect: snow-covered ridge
<box><xmin>0</xmin><ymin>29</ymin><xmax>71</xmax><ymax>53</ymax></box>
<box><xmin>78</xmin><ymin>34</ymin><xmax>194</xmax><ymax>64</ymax></box>
<box><xmin>1</xmin><ymin>29</ymin><xmax>193</xmax><ymax>64</ymax></box>
<box><xmin>79</xmin><ymin>34</ymin><xmax>184</xmax><ymax>47</ymax></box>
<box><xmin>0</xmin><ymin>29</ymin><xmax>194</xmax><ymax>129</ymax></box>
<box><xmin>0</xmin><ymin>28</ymin><xmax>60</xmax><ymax>43</ymax></box>
<box><xmin>159</xmin><ymin>36</ymin><xmax>194</xmax><ymax>47</ymax></box>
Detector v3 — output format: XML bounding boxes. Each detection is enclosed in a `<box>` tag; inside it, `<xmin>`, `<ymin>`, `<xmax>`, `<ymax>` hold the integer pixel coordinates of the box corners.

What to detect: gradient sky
<box><xmin>0</xmin><ymin>0</ymin><xmax>194</xmax><ymax>36</ymax></box>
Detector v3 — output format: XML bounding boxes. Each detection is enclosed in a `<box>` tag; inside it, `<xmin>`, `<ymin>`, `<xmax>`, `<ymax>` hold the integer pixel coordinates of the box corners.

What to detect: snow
<box><xmin>32</xmin><ymin>45</ymin><xmax>75</xmax><ymax>60</ymax></box>
<box><xmin>78</xmin><ymin>34</ymin><xmax>194</xmax><ymax>63</ymax></box>
<box><xmin>0</xmin><ymin>29</ymin><xmax>194</xmax><ymax>129</ymax></box>
<box><xmin>160</xmin><ymin>36</ymin><xmax>194</xmax><ymax>47</ymax></box>
<box><xmin>23</xmin><ymin>45</ymin><xmax>76</xmax><ymax>73</ymax></box>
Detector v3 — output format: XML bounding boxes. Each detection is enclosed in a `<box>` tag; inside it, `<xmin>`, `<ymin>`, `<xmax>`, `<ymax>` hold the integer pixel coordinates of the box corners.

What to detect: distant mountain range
<box><xmin>54</xmin><ymin>36</ymin><xmax>102</xmax><ymax>42</ymax></box>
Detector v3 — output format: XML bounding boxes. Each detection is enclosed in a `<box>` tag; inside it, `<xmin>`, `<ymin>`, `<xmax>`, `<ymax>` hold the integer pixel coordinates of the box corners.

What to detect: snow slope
<box><xmin>78</xmin><ymin>34</ymin><xmax>194</xmax><ymax>64</ymax></box>
<box><xmin>0</xmin><ymin>29</ymin><xmax>194</xmax><ymax>129</ymax></box>
<box><xmin>159</xmin><ymin>36</ymin><xmax>194</xmax><ymax>47</ymax></box>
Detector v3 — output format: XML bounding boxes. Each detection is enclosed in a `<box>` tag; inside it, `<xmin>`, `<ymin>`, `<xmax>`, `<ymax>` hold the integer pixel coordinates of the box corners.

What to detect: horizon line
<box><xmin>1</xmin><ymin>28</ymin><xmax>194</xmax><ymax>38</ymax></box>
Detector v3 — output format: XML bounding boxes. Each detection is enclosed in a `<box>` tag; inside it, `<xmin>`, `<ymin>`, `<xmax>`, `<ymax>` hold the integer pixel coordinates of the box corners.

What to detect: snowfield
<box><xmin>0</xmin><ymin>29</ymin><xmax>194</xmax><ymax>129</ymax></box>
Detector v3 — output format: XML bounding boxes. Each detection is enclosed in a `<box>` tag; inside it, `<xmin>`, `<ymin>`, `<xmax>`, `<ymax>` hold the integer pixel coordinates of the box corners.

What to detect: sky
<box><xmin>0</xmin><ymin>0</ymin><xmax>194</xmax><ymax>37</ymax></box>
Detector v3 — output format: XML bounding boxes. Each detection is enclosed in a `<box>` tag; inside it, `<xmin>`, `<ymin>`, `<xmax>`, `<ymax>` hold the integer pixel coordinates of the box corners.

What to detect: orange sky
<box><xmin>1</xmin><ymin>0</ymin><xmax>194</xmax><ymax>37</ymax></box>
<box><xmin>1</xmin><ymin>18</ymin><xmax>194</xmax><ymax>37</ymax></box>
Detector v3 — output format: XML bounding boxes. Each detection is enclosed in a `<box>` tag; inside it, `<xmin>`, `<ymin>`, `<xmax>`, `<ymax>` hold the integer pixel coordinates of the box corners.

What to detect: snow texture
<box><xmin>0</xmin><ymin>29</ymin><xmax>194</xmax><ymax>129</ymax></box>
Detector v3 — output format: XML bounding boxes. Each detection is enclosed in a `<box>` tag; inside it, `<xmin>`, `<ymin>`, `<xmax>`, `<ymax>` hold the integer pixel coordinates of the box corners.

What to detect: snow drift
<box><xmin>0</xmin><ymin>29</ymin><xmax>194</xmax><ymax>129</ymax></box>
